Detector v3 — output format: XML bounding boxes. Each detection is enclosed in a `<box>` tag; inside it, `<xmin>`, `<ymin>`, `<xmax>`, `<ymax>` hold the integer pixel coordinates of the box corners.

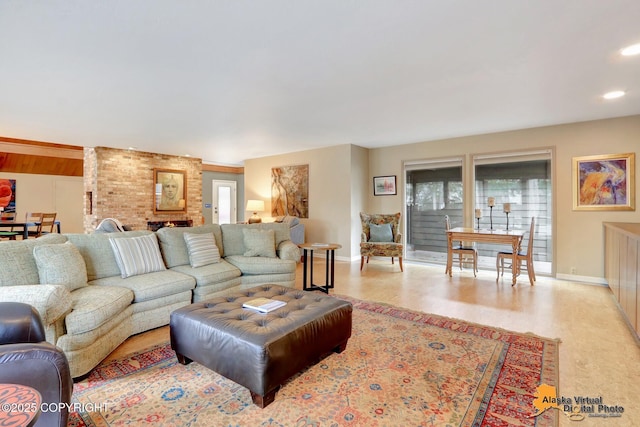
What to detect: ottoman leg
<box><xmin>176</xmin><ymin>353</ymin><xmax>193</xmax><ymax>365</ymax></box>
<box><xmin>251</xmin><ymin>385</ymin><xmax>280</xmax><ymax>408</ymax></box>
<box><xmin>334</xmin><ymin>340</ymin><xmax>348</xmax><ymax>353</ymax></box>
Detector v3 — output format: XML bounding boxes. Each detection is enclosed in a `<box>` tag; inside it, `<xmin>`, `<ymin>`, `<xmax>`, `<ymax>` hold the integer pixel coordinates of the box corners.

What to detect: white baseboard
<box><xmin>554</xmin><ymin>273</ymin><xmax>607</xmax><ymax>286</ymax></box>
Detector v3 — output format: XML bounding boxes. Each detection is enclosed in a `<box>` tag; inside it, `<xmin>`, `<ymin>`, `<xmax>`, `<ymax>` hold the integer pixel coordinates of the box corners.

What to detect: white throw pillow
<box><xmin>109</xmin><ymin>234</ymin><xmax>166</xmax><ymax>278</ymax></box>
<box><xmin>33</xmin><ymin>242</ymin><xmax>88</xmax><ymax>291</ymax></box>
<box><xmin>183</xmin><ymin>232</ymin><xmax>220</xmax><ymax>267</ymax></box>
<box><xmin>243</xmin><ymin>228</ymin><xmax>276</xmax><ymax>258</ymax></box>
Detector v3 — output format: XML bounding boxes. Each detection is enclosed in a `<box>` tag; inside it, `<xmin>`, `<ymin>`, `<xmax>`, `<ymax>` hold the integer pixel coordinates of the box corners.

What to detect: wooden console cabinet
<box><xmin>604</xmin><ymin>222</ymin><xmax>640</xmax><ymax>340</ymax></box>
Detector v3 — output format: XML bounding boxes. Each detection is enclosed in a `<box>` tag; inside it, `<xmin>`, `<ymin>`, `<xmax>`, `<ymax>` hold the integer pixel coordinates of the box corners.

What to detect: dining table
<box><xmin>446</xmin><ymin>227</ymin><xmax>526</xmax><ymax>286</ymax></box>
<box><xmin>0</xmin><ymin>220</ymin><xmax>61</xmax><ymax>240</ymax></box>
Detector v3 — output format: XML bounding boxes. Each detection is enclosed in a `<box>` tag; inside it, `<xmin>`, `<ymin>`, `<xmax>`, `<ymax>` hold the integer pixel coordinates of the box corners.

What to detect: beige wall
<box><xmin>245</xmin><ymin>115</ymin><xmax>640</xmax><ymax>281</ymax></box>
<box><xmin>245</xmin><ymin>145</ymin><xmax>357</xmax><ymax>257</ymax></box>
<box><xmin>0</xmin><ymin>172</ymin><xmax>84</xmax><ymax>233</ymax></box>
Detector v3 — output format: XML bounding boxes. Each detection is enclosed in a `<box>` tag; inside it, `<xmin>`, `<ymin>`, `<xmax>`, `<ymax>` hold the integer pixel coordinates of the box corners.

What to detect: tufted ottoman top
<box><xmin>172</xmin><ymin>284</ymin><xmax>351</xmax><ymax>344</ymax></box>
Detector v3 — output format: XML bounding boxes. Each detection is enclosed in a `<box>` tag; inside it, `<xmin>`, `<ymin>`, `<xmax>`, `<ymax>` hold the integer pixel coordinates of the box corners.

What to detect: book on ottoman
<box><xmin>242</xmin><ymin>298</ymin><xmax>286</xmax><ymax>313</ymax></box>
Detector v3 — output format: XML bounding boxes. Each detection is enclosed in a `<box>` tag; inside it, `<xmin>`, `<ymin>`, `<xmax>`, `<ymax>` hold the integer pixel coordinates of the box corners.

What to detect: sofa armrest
<box><xmin>0</xmin><ymin>285</ymin><xmax>72</xmax><ymax>327</ymax></box>
<box><xmin>395</xmin><ymin>233</ymin><xmax>402</xmax><ymax>244</ymax></box>
<box><xmin>361</xmin><ymin>232</ymin><xmax>368</xmax><ymax>242</ymax></box>
<box><xmin>277</xmin><ymin>240</ymin><xmax>301</xmax><ymax>263</ymax></box>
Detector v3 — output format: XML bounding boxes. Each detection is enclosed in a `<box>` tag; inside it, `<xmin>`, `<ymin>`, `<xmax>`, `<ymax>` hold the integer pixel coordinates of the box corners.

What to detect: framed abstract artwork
<box><xmin>373</xmin><ymin>175</ymin><xmax>397</xmax><ymax>196</ymax></box>
<box><xmin>271</xmin><ymin>164</ymin><xmax>309</xmax><ymax>218</ymax></box>
<box><xmin>572</xmin><ymin>153</ymin><xmax>635</xmax><ymax>211</ymax></box>
<box><xmin>153</xmin><ymin>169</ymin><xmax>187</xmax><ymax>214</ymax></box>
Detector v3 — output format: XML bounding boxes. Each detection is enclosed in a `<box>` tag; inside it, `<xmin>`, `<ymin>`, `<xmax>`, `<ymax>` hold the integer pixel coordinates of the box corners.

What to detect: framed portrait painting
<box><xmin>572</xmin><ymin>153</ymin><xmax>635</xmax><ymax>211</ymax></box>
<box><xmin>373</xmin><ymin>175</ymin><xmax>397</xmax><ymax>196</ymax></box>
<box><xmin>154</xmin><ymin>169</ymin><xmax>187</xmax><ymax>214</ymax></box>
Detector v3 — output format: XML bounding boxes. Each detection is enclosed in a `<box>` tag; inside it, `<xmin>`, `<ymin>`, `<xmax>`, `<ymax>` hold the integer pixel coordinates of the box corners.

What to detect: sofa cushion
<box><xmin>89</xmin><ymin>270</ymin><xmax>196</xmax><ymax>303</ymax></box>
<box><xmin>369</xmin><ymin>223</ymin><xmax>393</xmax><ymax>242</ymax></box>
<box><xmin>65</xmin><ymin>285</ymin><xmax>134</xmax><ymax>335</ymax></box>
<box><xmin>0</xmin><ymin>234</ymin><xmax>68</xmax><ymax>286</ymax></box>
<box><xmin>66</xmin><ymin>230</ymin><xmax>152</xmax><ymax>281</ymax></box>
<box><xmin>243</xmin><ymin>228</ymin><xmax>276</xmax><ymax>258</ymax></box>
<box><xmin>33</xmin><ymin>241</ymin><xmax>88</xmax><ymax>291</ymax></box>
<box><xmin>156</xmin><ymin>224</ymin><xmax>224</xmax><ymax>267</ymax></box>
<box><xmin>225</xmin><ymin>255</ymin><xmax>296</xmax><ymax>275</ymax></box>
<box><xmin>184</xmin><ymin>232</ymin><xmax>220</xmax><ymax>267</ymax></box>
<box><xmin>221</xmin><ymin>223</ymin><xmax>290</xmax><ymax>257</ymax></box>
<box><xmin>171</xmin><ymin>258</ymin><xmax>241</xmax><ymax>287</ymax></box>
<box><xmin>109</xmin><ymin>234</ymin><xmax>166</xmax><ymax>278</ymax></box>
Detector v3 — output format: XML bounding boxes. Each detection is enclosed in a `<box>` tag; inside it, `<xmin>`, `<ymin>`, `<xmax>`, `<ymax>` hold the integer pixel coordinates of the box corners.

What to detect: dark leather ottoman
<box><xmin>169</xmin><ymin>284</ymin><xmax>353</xmax><ymax>407</ymax></box>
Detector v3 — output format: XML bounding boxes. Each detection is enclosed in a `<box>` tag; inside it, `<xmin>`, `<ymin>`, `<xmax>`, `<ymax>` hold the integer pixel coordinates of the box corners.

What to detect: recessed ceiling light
<box><xmin>603</xmin><ymin>90</ymin><xmax>626</xmax><ymax>100</ymax></box>
<box><xmin>621</xmin><ymin>43</ymin><xmax>640</xmax><ymax>56</ymax></box>
<box><xmin>127</xmin><ymin>146</ymin><xmax>137</xmax><ymax>151</ymax></box>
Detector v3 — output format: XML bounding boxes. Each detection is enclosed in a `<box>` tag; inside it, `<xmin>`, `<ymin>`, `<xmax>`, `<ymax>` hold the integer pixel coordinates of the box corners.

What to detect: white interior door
<box><xmin>212</xmin><ymin>180</ymin><xmax>237</xmax><ymax>224</ymax></box>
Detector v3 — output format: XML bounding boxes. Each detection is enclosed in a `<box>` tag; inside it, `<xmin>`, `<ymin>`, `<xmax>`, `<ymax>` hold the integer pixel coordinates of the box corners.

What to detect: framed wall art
<box><xmin>373</xmin><ymin>175</ymin><xmax>397</xmax><ymax>196</ymax></box>
<box><xmin>572</xmin><ymin>152</ymin><xmax>635</xmax><ymax>211</ymax></box>
<box><xmin>154</xmin><ymin>169</ymin><xmax>187</xmax><ymax>214</ymax></box>
<box><xmin>271</xmin><ymin>164</ymin><xmax>309</xmax><ymax>218</ymax></box>
<box><xmin>0</xmin><ymin>179</ymin><xmax>16</xmax><ymax>213</ymax></box>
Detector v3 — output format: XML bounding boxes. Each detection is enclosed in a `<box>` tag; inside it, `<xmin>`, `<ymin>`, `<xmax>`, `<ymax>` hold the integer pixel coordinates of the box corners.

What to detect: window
<box><xmin>405</xmin><ymin>159</ymin><xmax>463</xmax><ymax>258</ymax></box>
<box><xmin>474</xmin><ymin>151</ymin><xmax>552</xmax><ymax>274</ymax></box>
<box><xmin>403</xmin><ymin>150</ymin><xmax>553</xmax><ymax>274</ymax></box>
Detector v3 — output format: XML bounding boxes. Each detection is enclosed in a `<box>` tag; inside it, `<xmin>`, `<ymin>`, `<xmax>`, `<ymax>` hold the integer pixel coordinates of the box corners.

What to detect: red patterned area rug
<box><xmin>69</xmin><ymin>297</ymin><xmax>559</xmax><ymax>426</ymax></box>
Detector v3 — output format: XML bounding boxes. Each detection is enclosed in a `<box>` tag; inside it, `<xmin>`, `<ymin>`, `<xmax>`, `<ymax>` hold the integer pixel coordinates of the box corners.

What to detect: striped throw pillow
<box><xmin>109</xmin><ymin>234</ymin><xmax>166</xmax><ymax>278</ymax></box>
<box><xmin>184</xmin><ymin>232</ymin><xmax>220</xmax><ymax>267</ymax></box>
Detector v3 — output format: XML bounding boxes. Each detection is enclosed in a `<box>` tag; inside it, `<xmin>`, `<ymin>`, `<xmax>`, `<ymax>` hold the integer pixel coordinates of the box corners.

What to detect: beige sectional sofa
<box><xmin>0</xmin><ymin>222</ymin><xmax>298</xmax><ymax>378</ymax></box>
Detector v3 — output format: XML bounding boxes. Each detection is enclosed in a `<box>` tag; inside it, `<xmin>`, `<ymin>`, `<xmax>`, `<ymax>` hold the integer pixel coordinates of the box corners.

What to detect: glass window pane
<box><xmin>405</xmin><ymin>165</ymin><xmax>462</xmax><ymax>260</ymax></box>
<box><xmin>474</xmin><ymin>159</ymin><xmax>552</xmax><ymax>269</ymax></box>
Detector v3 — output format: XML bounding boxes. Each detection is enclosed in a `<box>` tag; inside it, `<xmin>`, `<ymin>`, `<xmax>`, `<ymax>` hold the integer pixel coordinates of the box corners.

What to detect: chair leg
<box><xmin>530</xmin><ymin>260</ymin><xmax>536</xmax><ymax>281</ymax></box>
<box><xmin>527</xmin><ymin>260</ymin><xmax>535</xmax><ymax>285</ymax></box>
<box><xmin>391</xmin><ymin>257</ymin><xmax>395</xmax><ymax>265</ymax></box>
<box><xmin>399</xmin><ymin>257</ymin><xmax>403</xmax><ymax>272</ymax></box>
<box><xmin>496</xmin><ymin>255</ymin><xmax>501</xmax><ymax>280</ymax></box>
<box><xmin>472</xmin><ymin>254</ymin><xmax>477</xmax><ymax>277</ymax></box>
<box><xmin>360</xmin><ymin>256</ymin><xmax>365</xmax><ymax>270</ymax></box>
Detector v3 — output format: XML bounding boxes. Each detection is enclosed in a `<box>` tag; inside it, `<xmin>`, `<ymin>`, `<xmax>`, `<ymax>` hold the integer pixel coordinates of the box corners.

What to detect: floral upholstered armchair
<box><xmin>359</xmin><ymin>212</ymin><xmax>403</xmax><ymax>272</ymax></box>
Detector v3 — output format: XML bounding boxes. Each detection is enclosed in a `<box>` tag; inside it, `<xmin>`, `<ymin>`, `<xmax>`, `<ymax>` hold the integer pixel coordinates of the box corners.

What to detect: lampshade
<box><xmin>246</xmin><ymin>200</ymin><xmax>265</xmax><ymax>224</ymax></box>
<box><xmin>246</xmin><ymin>200</ymin><xmax>265</xmax><ymax>212</ymax></box>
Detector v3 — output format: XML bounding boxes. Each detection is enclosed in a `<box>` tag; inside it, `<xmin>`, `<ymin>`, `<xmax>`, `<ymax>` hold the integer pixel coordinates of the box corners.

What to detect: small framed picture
<box><xmin>154</xmin><ymin>169</ymin><xmax>187</xmax><ymax>213</ymax></box>
<box><xmin>373</xmin><ymin>175</ymin><xmax>397</xmax><ymax>196</ymax></box>
<box><xmin>572</xmin><ymin>153</ymin><xmax>635</xmax><ymax>211</ymax></box>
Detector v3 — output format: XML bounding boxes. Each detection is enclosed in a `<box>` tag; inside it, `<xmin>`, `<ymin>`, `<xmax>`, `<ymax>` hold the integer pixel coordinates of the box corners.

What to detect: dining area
<box><xmin>444</xmin><ymin>199</ymin><xmax>538</xmax><ymax>286</ymax></box>
<box><xmin>0</xmin><ymin>211</ymin><xmax>61</xmax><ymax>240</ymax></box>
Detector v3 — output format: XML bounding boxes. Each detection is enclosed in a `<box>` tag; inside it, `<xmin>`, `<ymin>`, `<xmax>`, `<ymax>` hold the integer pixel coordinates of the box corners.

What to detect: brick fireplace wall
<box><xmin>84</xmin><ymin>147</ymin><xmax>202</xmax><ymax>232</ymax></box>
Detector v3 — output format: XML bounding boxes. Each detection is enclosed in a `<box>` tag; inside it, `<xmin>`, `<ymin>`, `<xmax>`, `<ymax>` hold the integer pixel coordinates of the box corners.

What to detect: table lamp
<box><xmin>246</xmin><ymin>200</ymin><xmax>265</xmax><ymax>224</ymax></box>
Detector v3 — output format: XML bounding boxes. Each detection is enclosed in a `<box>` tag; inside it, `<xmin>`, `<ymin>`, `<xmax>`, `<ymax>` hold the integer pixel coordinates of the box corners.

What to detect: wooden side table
<box><xmin>0</xmin><ymin>383</ymin><xmax>42</xmax><ymax>427</ymax></box>
<box><xmin>299</xmin><ymin>243</ymin><xmax>342</xmax><ymax>293</ymax></box>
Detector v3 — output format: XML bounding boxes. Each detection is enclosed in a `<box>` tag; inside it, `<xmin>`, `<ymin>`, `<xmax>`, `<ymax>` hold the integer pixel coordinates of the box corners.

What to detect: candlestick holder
<box><xmin>489</xmin><ymin>206</ymin><xmax>493</xmax><ymax>230</ymax></box>
<box><xmin>505</xmin><ymin>212</ymin><xmax>509</xmax><ymax>231</ymax></box>
<box><xmin>476</xmin><ymin>217</ymin><xmax>480</xmax><ymax>230</ymax></box>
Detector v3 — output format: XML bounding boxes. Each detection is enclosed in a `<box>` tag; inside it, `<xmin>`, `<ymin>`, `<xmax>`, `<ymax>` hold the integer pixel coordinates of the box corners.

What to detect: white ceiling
<box><xmin>1</xmin><ymin>1</ymin><xmax>639</xmax><ymax>166</ymax></box>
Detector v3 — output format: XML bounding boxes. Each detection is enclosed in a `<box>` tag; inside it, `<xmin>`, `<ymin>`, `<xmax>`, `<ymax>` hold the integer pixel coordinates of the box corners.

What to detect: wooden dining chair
<box><xmin>25</xmin><ymin>212</ymin><xmax>44</xmax><ymax>238</ymax></box>
<box><xmin>0</xmin><ymin>211</ymin><xmax>20</xmax><ymax>240</ymax></box>
<box><xmin>444</xmin><ymin>215</ymin><xmax>478</xmax><ymax>276</ymax></box>
<box><xmin>37</xmin><ymin>213</ymin><xmax>57</xmax><ymax>237</ymax></box>
<box><xmin>496</xmin><ymin>217</ymin><xmax>536</xmax><ymax>285</ymax></box>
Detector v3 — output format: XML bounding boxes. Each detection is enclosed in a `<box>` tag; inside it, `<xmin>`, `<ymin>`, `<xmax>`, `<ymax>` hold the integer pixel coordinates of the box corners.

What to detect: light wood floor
<box><xmin>103</xmin><ymin>258</ymin><xmax>640</xmax><ymax>427</ymax></box>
